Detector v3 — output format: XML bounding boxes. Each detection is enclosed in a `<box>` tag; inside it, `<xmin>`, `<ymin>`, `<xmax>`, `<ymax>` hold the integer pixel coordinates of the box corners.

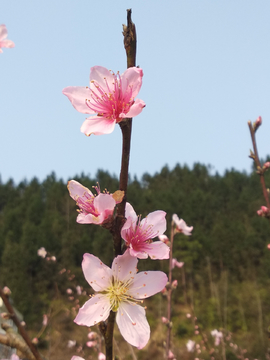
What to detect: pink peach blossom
<box><xmin>67</xmin><ymin>340</ymin><xmax>76</xmax><ymax>348</ymax></box>
<box><xmin>172</xmin><ymin>214</ymin><xmax>193</xmax><ymax>235</ymax></box>
<box><xmin>121</xmin><ymin>203</ymin><xmax>169</xmax><ymax>259</ymax></box>
<box><xmin>172</xmin><ymin>258</ymin><xmax>184</xmax><ymax>269</ymax></box>
<box><xmin>68</xmin><ymin>180</ymin><xmax>121</xmax><ymax>225</ymax></box>
<box><xmin>37</xmin><ymin>247</ymin><xmax>47</xmax><ymax>258</ymax></box>
<box><xmin>98</xmin><ymin>353</ymin><xmax>106</xmax><ymax>360</ymax></box>
<box><xmin>0</xmin><ymin>25</ymin><xmax>15</xmax><ymax>53</ymax></box>
<box><xmin>257</xmin><ymin>205</ymin><xmax>269</xmax><ymax>217</ymax></box>
<box><xmin>63</xmin><ymin>66</ymin><xmax>145</xmax><ymax>136</ymax></box>
<box><xmin>74</xmin><ymin>251</ymin><xmax>167</xmax><ymax>349</ymax></box>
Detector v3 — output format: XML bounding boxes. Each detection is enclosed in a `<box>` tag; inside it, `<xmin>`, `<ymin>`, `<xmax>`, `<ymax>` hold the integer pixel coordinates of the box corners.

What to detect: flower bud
<box><xmin>3</xmin><ymin>286</ymin><xmax>11</xmax><ymax>296</ymax></box>
<box><xmin>254</xmin><ymin>116</ymin><xmax>262</xmax><ymax>131</ymax></box>
<box><xmin>172</xmin><ymin>280</ymin><xmax>178</xmax><ymax>289</ymax></box>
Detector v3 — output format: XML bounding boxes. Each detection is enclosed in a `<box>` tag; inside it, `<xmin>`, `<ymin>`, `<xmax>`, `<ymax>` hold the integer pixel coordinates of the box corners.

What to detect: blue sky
<box><xmin>1</xmin><ymin>1</ymin><xmax>270</xmax><ymax>185</ymax></box>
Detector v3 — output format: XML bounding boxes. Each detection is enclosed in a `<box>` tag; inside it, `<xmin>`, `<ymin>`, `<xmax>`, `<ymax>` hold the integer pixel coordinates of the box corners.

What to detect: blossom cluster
<box><xmin>62</xmin><ymin>65</ymin><xmax>193</xmax><ymax>358</ymax></box>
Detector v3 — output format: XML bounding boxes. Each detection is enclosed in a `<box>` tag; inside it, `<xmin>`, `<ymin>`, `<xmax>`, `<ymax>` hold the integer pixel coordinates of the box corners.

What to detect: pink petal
<box><xmin>71</xmin><ymin>357</ymin><xmax>85</xmax><ymax>360</ymax></box>
<box><xmin>143</xmin><ymin>241</ymin><xmax>170</xmax><ymax>260</ymax></box>
<box><xmin>141</xmin><ymin>210</ymin><xmax>167</xmax><ymax>237</ymax></box>
<box><xmin>116</xmin><ymin>303</ymin><xmax>150</xmax><ymax>349</ymax></box>
<box><xmin>0</xmin><ymin>25</ymin><xmax>7</xmax><ymax>41</ymax></box>
<box><xmin>62</xmin><ymin>86</ymin><xmax>95</xmax><ymax>114</ymax></box>
<box><xmin>129</xmin><ymin>248</ymin><xmax>148</xmax><ymax>259</ymax></box>
<box><xmin>76</xmin><ymin>212</ymin><xmax>100</xmax><ymax>224</ymax></box>
<box><xmin>124</xmin><ymin>99</ymin><xmax>146</xmax><ymax>118</ymax></box>
<box><xmin>124</xmin><ymin>202</ymin><xmax>137</xmax><ymax>223</ymax></box>
<box><xmin>93</xmin><ymin>194</ymin><xmax>116</xmax><ymax>220</ymax></box>
<box><xmin>158</xmin><ymin>234</ymin><xmax>169</xmax><ymax>243</ymax></box>
<box><xmin>90</xmin><ymin>66</ymin><xmax>115</xmax><ymax>92</ymax></box>
<box><xmin>82</xmin><ymin>254</ymin><xmax>112</xmax><ymax>292</ymax></box>
<box><xmin>68</xmin><ymin>180</ymin><xmax>93</xmax><ymax>201</ymax></box>
<box><xmin>172</xmin><ymin>213</ymin><xmax>180</xmax><ymax>225</ymax></box>
<box><xmin>74</xmin><ymin>294</ymin><xmax>110</xmax><ymax>326</ymax></box>
<box><xmin>80</xmin><ymin>116</ymin><xmax>116</xmax><ymax>136</ymax></box>
<box><xmin>121</xmin><ymin>67</ymin><xmax>143</xmax><ymax>99</ymax></box>
<box><xmin>128</xmin><ymin>271</ymin><xmax>168</xmax><ymax>299</ymax></box>
<box><xmin>112</xmin><ymin>251</ymin><xmax>138</xmax><ymax>283</ymax></box>
<box><xmin>0</xmin><ymin>40</ymin><xmax>15</xmax><ymax>48</ymax></box>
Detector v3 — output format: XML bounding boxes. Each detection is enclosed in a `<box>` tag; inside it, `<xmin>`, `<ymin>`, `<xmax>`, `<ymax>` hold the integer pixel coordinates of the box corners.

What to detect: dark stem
<box><xmin>105</xmin><ymin>9</ymin><xmax>137</xmax><ymax>360</ymax></box>
<box><xmin>0</xmin><ymin>286</ymin><xmax>43</xmax><ymax>360</ymax></box>
<box><xmin>165</xmin><ymin>220</ymin><xmax>174</xmax><ymax>358</ymax></box>
<box><xmin>105</xmin><ymin>312</ymin><xmax>116</xmax><ymax>360</ymax></box>
<box><xmin>248</xmin><ymin>122</ymin><xmax>270</xmax><ymax>209</ymax></box>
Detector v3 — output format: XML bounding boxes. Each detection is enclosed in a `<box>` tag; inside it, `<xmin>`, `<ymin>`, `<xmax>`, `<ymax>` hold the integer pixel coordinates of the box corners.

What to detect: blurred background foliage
<box><xmin>1</xmin><ymin>161</ymin><xmax>270</xmax><ymax>359</ymax></box>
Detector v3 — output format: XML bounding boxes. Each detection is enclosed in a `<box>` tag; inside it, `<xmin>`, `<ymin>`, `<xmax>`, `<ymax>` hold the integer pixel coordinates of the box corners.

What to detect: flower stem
<box><xmin>166</xmin><ymin>220</ymin><xmax>175</xmax><ymax>358</ymax></box>
<box><xmin>0</xmin><ymin>286</ymin><xmax>43</xmax><ymax>360</ymax></box>
<box><xmin>105</xmin><ymin>312</ymin><xmax>116</xmax><ymax>360</ymax></box>
<box><xmin>105</xmin><ymin>9</ymin><xmax>137</xmax><ymax>360</ymax></box>
<box><xmin>248</xmin><ymin>121</ymin><xmax>270</xmax><ymax>209</ymax></box>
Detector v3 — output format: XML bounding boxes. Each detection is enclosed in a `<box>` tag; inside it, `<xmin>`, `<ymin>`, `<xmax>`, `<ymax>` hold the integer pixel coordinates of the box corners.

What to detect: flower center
<box><xmin>106</xmin><ymin>277</ymin><xmax>135</xmax><ymax>312</ymax></box>
<box><xmin>76</xmin><ymin>192</ymin><xmax>99</xmax><ymax>217</ymax></box>
<box><xmin>85</xmin><ymin>71</ymin><xmax>134</xmax><ymax>121</ymax></box>
<box><xmin>126</xmin><ymin>217</ymin><xmax>158</xmax><ymax>250</ymax></box>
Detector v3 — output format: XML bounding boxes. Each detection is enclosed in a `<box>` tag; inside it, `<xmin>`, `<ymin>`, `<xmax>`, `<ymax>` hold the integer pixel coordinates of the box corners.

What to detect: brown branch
<box><xmin>0</xmin><ymin>324</ymin><xmax>36</xmax><ymax>360</ymax></box>
<box><xmin>0</xmin><ymin>287</ymin><xmax>43</xmax><ymax>360</ymax></box>
<box><xmin>248</xmin><ymin>121</ymin><xmax>270</xmax><ymax>209</ymax></box>
<box><xmin>104</xmin><ymin>9</ymin><xmax>137</xmax><ymax>360</ymax></box>
<box><xmin>165</xmin><ymin>220</ymin><xmax>174</xmax><ymax>359</ymax></box>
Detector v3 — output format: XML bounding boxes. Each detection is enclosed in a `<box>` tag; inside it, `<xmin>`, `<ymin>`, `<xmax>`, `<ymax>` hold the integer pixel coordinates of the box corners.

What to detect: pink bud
<box><xmin>261</xmin><ymin>206</ymin><xmax>269</xmax><ymax>213</ymax></box>
<box><xmin>256</xmin><ymin>116</ymin><xmax>262</xmax><ymax>126</ymax></box>
<box><xmin>186</xmin><ymin>313</ymin><xmax>191</xmax><ymax>318</ymax></box>
<box><xmin>162</xmin><ymin>317</ymin><xmax>169</xmax><ymax>324</ymax></box>
<box><xmin>168</xmin><ymin>350</ymin><xmax>175</xmax><ymax>359</ymax></box>
<box><xmin>32</xmin><ymin>337</ymin><xmax>39</xmax><ymax>344</ymax></box>
<box><xmin>42</xmin><ymin>314</ymin><xmax>48</xmax><ymax>326</ymax></box>
<box><xmin>37</xmin><ymin>247</ymin><xmax>47</xmax><ymax>258</ymax></box>
<box><xmin>3</xmin><ymin>286</ymin><xmax>11</xmax><ymax>296</ymax></box>
<box><xmin>267</xmin><ymin>244</ymin><xmax>270</xmax><ymax>249</ymax></box>
<box><xmin>88</xmin><ymin>331</ymin><xmax>97</xmax><ymax>340</ymax></box>
<box><xmin>66</xmin><ymin>288</ymin><xmax>73</xmax><ymax>294</ymax></box>
<box><xmin>257</xmin><ymin>209</ymin><xmax>263</xmax><ymax>216</ymax></box>
<box><xmin>50</xmin><ymin>256</ymin><xmax>56</xmax><ymax>261</ymax></box>
<box><xmin>172</xmin><ymin>280</ymin><xmax>178</xmax><ymax>289</ymax></box>
<box><xmin>76</xmin><ymin>286</ymin><xmax>82</xmax><ymax>295</ymax></box>
<box><xmin>161</xmin><ymin>287</ymin><xmax>168</xmax><ymax>295</ymax></box>
<box><xmin>98</xmin><ymin>353</ymin><xmax>106</xmax><ymax>360</ymax></box>
<box><xmin>21</xmin><ymin>321</ymin><xmax>26</xmax><ymax>326</ymax></box>
<box><xmin>86</xmin><ymin>340</ymin><xmax>97</xmax><ymax>347</ymax></box>
<box><xmin>1</xmin><ymin>312</ymin><xmax>9</xmax><ymax>319</ymax></box>
<box><xmin>59</xmin><ymin>268</ymin><xmax>66</xmax><ymax>274</ymax></box>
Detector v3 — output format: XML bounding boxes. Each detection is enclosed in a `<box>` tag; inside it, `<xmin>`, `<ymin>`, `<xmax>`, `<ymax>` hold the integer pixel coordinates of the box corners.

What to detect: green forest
<box><xmin>1</xmin><ymin>162</ymin><xmax>270</xmax><ymax>360</ymax></box>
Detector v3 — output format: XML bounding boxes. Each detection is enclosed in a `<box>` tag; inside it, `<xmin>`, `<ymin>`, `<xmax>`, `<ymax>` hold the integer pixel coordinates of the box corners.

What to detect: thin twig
<box><xmin>0</xmin><ymin>286</ymin><xmax>43</xmax><ymax>360</ymax></box>
<box><xmin>248</xmin><ymin>121</ymin><xmax>270</xmax><ymax>209</ymax></box>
